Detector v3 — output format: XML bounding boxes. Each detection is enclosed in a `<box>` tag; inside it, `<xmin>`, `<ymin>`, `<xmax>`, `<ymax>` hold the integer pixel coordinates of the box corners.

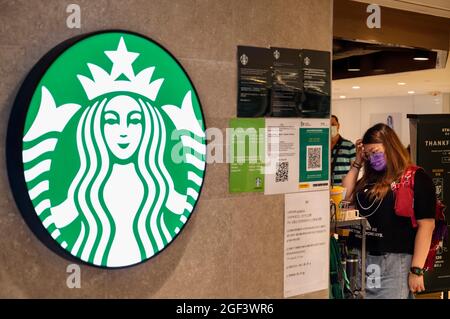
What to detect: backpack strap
<box><xmin>407</xmin><ymin>166</ymin><xmax>420</xmax><ymax>227</ymax></box>
<box><xmin>402</xmin><ymin>165</ymin><xmax>420</xmax><ymax>188</ymax></box>
<box><xmin>395</xmin><ymin>165</ymin><xmax>421</xmax><ymax>227</ymax></box>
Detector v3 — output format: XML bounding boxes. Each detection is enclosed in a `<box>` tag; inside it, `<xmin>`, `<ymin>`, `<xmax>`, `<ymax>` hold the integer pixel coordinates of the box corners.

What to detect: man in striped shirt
<box><xmin>331</xmin><ymin>115</ymin><xmax>356</xmax><ymax>186</ymax></box>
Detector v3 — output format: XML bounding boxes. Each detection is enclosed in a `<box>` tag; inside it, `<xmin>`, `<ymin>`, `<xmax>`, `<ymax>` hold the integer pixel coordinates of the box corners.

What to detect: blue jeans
<box><xmin>351</xmin><ymin>250</ymin><xmax>415</xmax><ymax>299</ymax></box>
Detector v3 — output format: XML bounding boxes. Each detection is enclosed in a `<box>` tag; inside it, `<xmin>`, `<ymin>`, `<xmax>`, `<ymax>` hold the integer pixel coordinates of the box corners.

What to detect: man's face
<box><xmin>331</xmin><ymin>117</ymin><xmax>340</xmax><ymax>136</ymax></box>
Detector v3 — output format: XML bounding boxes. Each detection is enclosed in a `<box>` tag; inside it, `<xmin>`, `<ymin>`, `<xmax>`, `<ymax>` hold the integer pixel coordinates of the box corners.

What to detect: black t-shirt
<box><xmin>349</xmin><ymin>169</ymin><xmax>436</xmax><ymax>254</ymax></box>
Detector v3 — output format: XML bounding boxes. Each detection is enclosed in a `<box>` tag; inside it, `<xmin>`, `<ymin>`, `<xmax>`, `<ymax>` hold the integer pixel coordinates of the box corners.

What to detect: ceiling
<box><xmin>353</xmin><ymin>0</ymin><xmax>450</xmax><ymax>18</ymax></box>
<box><xmin>333</xmin><ymin>39</ymin><xmax>439</xmax><ymax>80</ymax></box>
<box><xmin>333</xmin><ymin>0</ymin><xmax>450</xmax><ymax>99</ymax></box>
<box><xmin>333</xmin><ymin>57</ymin><xmax>450</xmax><ymax>99</ymax></box>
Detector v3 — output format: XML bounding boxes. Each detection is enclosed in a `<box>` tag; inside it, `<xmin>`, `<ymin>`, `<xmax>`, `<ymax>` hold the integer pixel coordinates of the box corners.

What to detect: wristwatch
<box><xmin>410</xmin><ymin>266</ymin><xmax>426</xmax><ymax>276</ymax></box>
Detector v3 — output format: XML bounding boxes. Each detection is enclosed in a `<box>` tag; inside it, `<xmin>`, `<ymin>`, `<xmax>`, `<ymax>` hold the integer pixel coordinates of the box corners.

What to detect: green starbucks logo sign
<box><xmin>7</xmin><ymin>31</ymin><xmax>206</xmax><ymax>268</ymax></box>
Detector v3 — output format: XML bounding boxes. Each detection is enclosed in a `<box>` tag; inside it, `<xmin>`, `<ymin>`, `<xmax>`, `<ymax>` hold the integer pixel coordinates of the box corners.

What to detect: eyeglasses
<box><xmin>363</xmin><ymin>150</ymin><xmax>384</xmax><ymax>159</ymax></box>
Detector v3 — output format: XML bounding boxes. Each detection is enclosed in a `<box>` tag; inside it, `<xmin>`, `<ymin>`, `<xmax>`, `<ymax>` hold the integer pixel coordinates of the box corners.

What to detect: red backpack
<box><xmin>391</xmin><ymin>165</ymin><xmax>448</xmax><ymax>270</ymax></box>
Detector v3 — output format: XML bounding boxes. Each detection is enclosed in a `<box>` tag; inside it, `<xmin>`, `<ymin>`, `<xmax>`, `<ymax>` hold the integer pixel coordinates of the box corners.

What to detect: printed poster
<box><xmin>300</xmin><ymin>49</ymin><xmax>331</xmax><ymax>118</ymax></box>
<box><xmin>237</xmin><ymin>46</ymin><xmax>271</xmax><ymax>117</ymax></box>
<box><xmin>229</xmin><ymin>118</ymin><xmax>265</xmax><ymax>193</ymax></box>
<box><xmin>284</xmin><ymin>191</ymin><xmax>329</xmax><ymax>297</ymax></box>
<box><xmin>270</xmin><ymin>47</ymin><xmax>303</xmax><ymax>117</ymax></box>
<box><xmin>299</xmin><ymin>119</ymin><xmax>330</xmax><ymax>191</ymax></box>
<box><xmin>264</xmin><ymin>118</ymin><xmax>300</xmax><ymax>195</ymax></box>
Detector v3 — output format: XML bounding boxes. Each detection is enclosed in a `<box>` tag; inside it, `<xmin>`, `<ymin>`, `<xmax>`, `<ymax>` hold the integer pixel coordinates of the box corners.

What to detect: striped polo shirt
<box><xmin>331</xmin><ymin>136</ymin><xmax>356</xmax><ymax>186</ymax></box>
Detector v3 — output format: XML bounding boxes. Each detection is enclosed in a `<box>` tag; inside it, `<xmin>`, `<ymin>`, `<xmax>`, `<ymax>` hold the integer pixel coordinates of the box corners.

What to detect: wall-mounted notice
<box><xmin>300</xmin><ymin>49</ymin><xmax>331</xmax><ymax>118</ymax></box>
<box><xmin>270</xmin><ymin>47</ymin><xmax>303</xmax><ymax>117</ymax></box>
<box><xmin>264</xmin><ymin>118</ymin><xmax>300</xmax><ymax>195</ymax></box>
<box><xmin>236</xmin><ymin>45</ymin><xmax>331</xmax><ymax>119</ymax></box>
<box><xmin>284</xmin><ymin>191</ymin><xmax>329</xmax><ymax>297</ymax></box>
<box><xmin>299</xmin><ymin>119</ymin><xmax>330</xmax><ymax>191</ymax></box>
<box><xmin>229</xmin><ymin>118</ymin><xmax>265</xmax><ymax>193</ymax></box>
<box><xmin>237</xmin><ymin>46</ymin><xmax>271</xmax><ymax>117</ymax></box>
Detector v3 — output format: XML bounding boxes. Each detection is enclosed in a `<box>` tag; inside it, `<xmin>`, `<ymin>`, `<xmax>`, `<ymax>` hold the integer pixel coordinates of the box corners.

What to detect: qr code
<box><xmin>275</xmin><ymin>161</ymin><xmax>289</xmax><ymax>182</ymax></box>
<box><xmin>307</xmin><ymin>145</ymin><xmax>322</xmax><ymax>171</ymax></box>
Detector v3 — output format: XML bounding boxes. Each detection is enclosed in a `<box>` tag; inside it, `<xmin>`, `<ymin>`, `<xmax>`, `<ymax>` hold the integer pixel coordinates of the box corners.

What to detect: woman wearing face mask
<box><xmin>343</xmin><ymin>123</ymin><xmax>435</xmax><ymax>299</ymax></box>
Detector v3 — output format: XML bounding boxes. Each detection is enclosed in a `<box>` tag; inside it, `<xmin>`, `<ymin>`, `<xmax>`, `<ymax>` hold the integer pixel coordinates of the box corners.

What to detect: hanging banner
<box><xmin>284</xmin><ymin>191</ymin><xmax>329</xmax><ymax>297</ymax></box>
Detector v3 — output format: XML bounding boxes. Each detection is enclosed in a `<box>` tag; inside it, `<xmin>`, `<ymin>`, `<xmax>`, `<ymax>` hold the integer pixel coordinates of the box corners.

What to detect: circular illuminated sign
<box><xmin>7</xmin><ymin>31</ymin><xmax>206</xmax><ymax>268</ymax></box>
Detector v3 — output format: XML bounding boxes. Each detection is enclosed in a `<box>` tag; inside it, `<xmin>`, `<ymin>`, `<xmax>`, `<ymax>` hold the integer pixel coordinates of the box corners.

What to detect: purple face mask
<box><xmin>369</xmin><ymin>152</ymin><xmax>387</xmax><ymax>171</ymax></box>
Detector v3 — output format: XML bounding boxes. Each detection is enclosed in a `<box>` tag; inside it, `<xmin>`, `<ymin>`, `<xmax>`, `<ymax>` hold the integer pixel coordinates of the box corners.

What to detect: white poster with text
<box><xmin>264</xmin><ymin>118</ymin><xmax>300</xmax><ymax>195</ymax></box>
<box><xmin>284</xmin><ymin>191</ymin><xmax>329</xmax><ymax>297</ymax></box>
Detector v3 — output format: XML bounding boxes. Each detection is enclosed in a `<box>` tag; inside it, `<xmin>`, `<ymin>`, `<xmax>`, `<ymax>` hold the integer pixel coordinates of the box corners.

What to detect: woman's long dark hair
<box><xmin>354</xmin><ymin>123</ymin><xmax>410</xmax><ymax>200</ymax></box>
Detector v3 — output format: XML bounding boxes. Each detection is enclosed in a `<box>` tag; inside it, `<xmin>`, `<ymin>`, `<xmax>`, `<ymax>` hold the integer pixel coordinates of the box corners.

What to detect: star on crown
<box><xmin>77</xmin><ymin>37</ymin><xmax>164</xmax><ymax>101</ymax></box>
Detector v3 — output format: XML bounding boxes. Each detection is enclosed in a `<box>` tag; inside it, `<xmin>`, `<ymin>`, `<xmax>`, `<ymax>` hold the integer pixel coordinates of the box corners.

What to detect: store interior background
<box><xmin>333</xmin><ymin>0</ymin><xmax>450</xmax><ymax>148</ymax></box>
<box><xmin>333</xmin><ymin>0</ymin><xmax>450</xmax><ymax>298</ymax></box>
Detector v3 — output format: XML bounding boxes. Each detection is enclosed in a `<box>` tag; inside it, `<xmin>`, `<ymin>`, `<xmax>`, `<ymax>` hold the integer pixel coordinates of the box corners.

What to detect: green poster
<box><xmin>299</xmin><ymin>126</ymin><xmax>329</xmax><ymax>187</ymax></box>
<box><xmin>229</xmin><ymin>118</ymin><xmax>265</xmax><ymax>193</ymax></box>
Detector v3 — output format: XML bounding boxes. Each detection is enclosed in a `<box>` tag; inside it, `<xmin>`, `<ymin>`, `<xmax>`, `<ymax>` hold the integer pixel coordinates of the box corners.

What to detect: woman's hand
<box><xmin>409</xmin><ymin>219</ymin><xmax>434</xmax><ymax>294</ymax></box>
<box><xmin>408</xmin><ymin>273</ymin><xmax>425</xmax><ymax>293</ymax></box>
<box><xmin>355</xmin><ymin>139</ymin><xmax>364</xmax><ymax>164</ymax></box>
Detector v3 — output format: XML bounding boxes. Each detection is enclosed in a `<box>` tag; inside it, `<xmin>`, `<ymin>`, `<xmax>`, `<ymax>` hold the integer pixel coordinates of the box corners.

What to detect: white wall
<box><xmin>332</xmin><ymin>94</ymin><xmax>445</xmax><ymax>147</ymax></box>
<box><xmin>332</xmin><ymin>98</ymin><xmax>361</xmax><ymax>145</ymax></box>
<box><xmin>443</xmin><ymin>93</ymin><xmax>450</xmax><ymax>113</ymax></box>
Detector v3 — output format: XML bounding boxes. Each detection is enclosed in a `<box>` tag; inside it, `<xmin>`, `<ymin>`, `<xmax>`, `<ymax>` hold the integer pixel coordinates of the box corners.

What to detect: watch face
<box><xmin>411</xmin><ymin>267</ymin><xmax>425</xmax><ymax>275</ymax></box>
<box><xmin>7</xmin><ymin>31</ymin><xmax>206</xmax><ymax>268</ymax></box>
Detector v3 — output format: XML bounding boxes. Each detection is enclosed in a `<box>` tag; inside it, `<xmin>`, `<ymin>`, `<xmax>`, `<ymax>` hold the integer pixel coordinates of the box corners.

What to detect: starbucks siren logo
<box><xmin>8</xmin><ymin>31</ymin><xmax>206</xmax><ymax>268</ymax></box>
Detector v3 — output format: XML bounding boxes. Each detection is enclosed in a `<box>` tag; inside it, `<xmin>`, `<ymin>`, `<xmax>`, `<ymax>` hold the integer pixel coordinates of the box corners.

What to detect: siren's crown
<box><xmin>77</xmin><ymin>37</ymin><xmax>163</xmax><ymax>101</ymax></box>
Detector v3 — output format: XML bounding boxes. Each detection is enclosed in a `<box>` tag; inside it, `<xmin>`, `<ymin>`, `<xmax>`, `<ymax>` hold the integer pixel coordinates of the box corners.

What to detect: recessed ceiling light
<box><xmin>398</xmin><ymin>82</ymin><xmax>406</xmax><ymax>85</ymax></box>
<box><xmin>352</xmin><ymin>86</ymin><xmax>360</xmax><ymax>90</ymax></box>
<box><xmin>339</xmin><ymin>95</ymin><xmax>346</xmax><ymax>99</ymax></box>
<box><xmin>408</xmin><ymin>91</ymin><xmax>415</xmax><ymax>94</ymax></box>
<box><xmin>347</xmin><ymin>58</ymin><xmax>361</xmax><ymax>72</ymax></box>
<box><xmin>413</xmin><ymin>51</ymin><xmax>430</xmax><ymax>61</ymax></box>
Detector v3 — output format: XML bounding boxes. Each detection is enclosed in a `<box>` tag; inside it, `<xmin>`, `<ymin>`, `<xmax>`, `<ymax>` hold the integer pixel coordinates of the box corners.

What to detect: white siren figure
<box><xmin>22</xmin><ymin>37</ymin><xmax>206</xmax><ymax>267</ymax></box>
